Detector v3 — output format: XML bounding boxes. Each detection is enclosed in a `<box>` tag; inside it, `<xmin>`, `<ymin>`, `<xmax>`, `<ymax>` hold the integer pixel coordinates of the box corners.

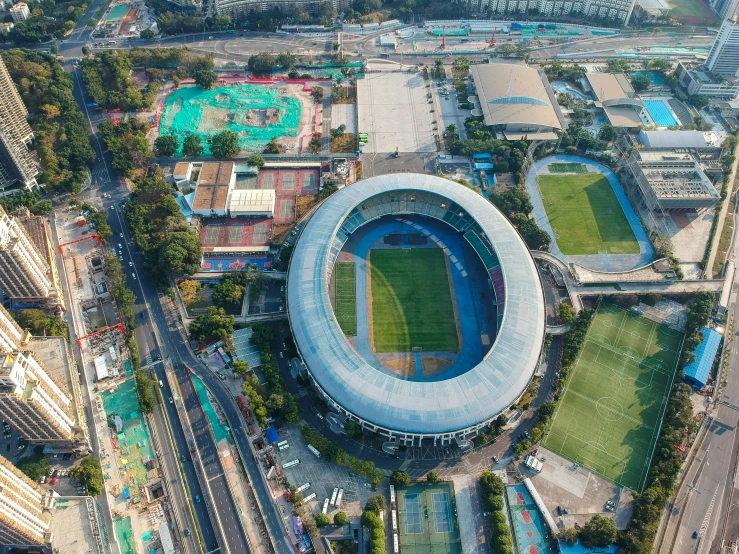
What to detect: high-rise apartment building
<box><xmin>0</xmin><ymin>205</ymin><xmax>53</xmax><ymax>300</ymax></box>
<box><xmin>0</xmin><ymin>350</ymin><xmax>76</xmax><ymax>442</ymax></box>
<box><xmin>9</xmin><ymin>2</ymin><xmax>30</xmax><ymax>22</ymax></box>
<box><xmin>450</xmin><ymin>0</ymin><xmax>636</xmax><ymax>23</ymax></box>
<box><xmin>0</xmin><ymin>454</ymin><xmax>54</xmax><ymax>546</ymax></box>
<box><xmin>0</xmin><ymin>303</ymin><xmax>30</xmax><ymax>353</ymax></box>
<box><xmin>709</xmin><ymin>0</ymin><xmax>739</xmax><ymax>20</ymax></box>
<box><xmin>0</xmin><ymin>54</ymin><xmax>39</xmax><ymax>190</ymax></box>
<box><xmin>706</xmin><ymin>19</ymin><xmax>739</xmax><ymax>77</ymax></box>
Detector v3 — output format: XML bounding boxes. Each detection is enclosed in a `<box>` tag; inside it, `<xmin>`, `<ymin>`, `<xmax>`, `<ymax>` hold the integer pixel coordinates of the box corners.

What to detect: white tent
<box><xmin>94</xmin><ymin>355</ymin><xmax>108</xmax><ymax>381</ymax></box>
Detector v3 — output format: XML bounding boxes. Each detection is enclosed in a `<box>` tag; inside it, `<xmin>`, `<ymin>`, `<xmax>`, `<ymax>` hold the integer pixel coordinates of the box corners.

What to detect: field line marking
<box><xmin>566</xmin><ymin>389</ymin><xmax>647</xmax><ymax>427</ymax></box>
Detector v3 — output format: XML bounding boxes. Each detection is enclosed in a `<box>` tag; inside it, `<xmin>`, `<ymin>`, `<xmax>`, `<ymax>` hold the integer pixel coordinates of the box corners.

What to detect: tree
<box><xmin>539</xmin><ymin>401</ymin><xmax>556</xmax><ymax>421</ymax></box>
<box><xmin>344</xmin><ymin>419</ymin><xmax>363</xmax><ymax>439</ymax></box>
<box><xmin>563</xmin><ymin>528</ymin><xmax>579</xmax><ymax>546</ymax></box>
<box><xmin>247</xmin><ymin>154</ymin><xmax>265</xmax><ymax>167</ymax></box>
<box><xmin>182</xmin><ymin>134</ymin><xmax>203</xmax><ymax>157</ymax></box>
<box><xmin>16</xmin><ymin>309</ymin><xmax>51</xmax><ymax>335</ymax></box>
<box><xmin>140</xmin><ymin>29</ymin><xmax>155</xmax><ymax>39</ymax></box>
<box><xmin>178</xmin><ymin>280</ymin><xmax>202</xmax><ymax>306</ymax></box>
<box><xmin>331</xmin><ymin>125</ymin><xmax>346</xmax><ymax>139</ymax></box>
<box><xmin>597</xmin><ymin>125</ymin><xmax>617</xmax><ymax>142</ymax></box>
<box><xmin>189</xmin><ymin>307</ymin><xmax>234</xmax><ymax>341</ymax></box>
<box><xmin>315</xmin><ymin>513</ymin><xmax>330</xmax><ymax>527</ymax></box>
<box><xmin>427</xmin><ymin>471</ymin><xmax>440</xmax><ymax>483</ymax></box>
<box><xmin>311</xmin><ymin>86</ymin><xmax>324</xmax><ymax>104</ymax></box>
<box><xmin>579</xmin><ymin>514</ymin><xmax>616</xmax><ymax>548</ymax></box>
<box><xmin>632</xmin><ymin>75</ymin><xmax>651</xmax><ymax>92</ymax></box>
<box><xmin>559</xmin><ymin>302</ymin><xmax>575</xmax><ymax>323</ymax></box>
<box><xmin>248</xmin><ymin>53</ymin><xmax>276</xmax><ymax>75</ymax></box>
<box><xmin>334</xmin><ymin>512</ymin><xmax>349</xmax><ymax>525</ymax></box>
<box><xmin>263</xmin><ymin>138</ymin><xmax>281</xmax><ymax>154</ymax></box>
<box><xmin>87</xmin><ymin>18</ymin><xmax>97</xmax><ymax>27</ymax></box>
<box><xmin>194</xmin><ymin>69</ymin><xmax>218</xmax><ymax>90</ymax></box>
<box><xmin>16</xmin><ymin>453</ymin><xmax>50</xmax><ymax>481</ymax></box>
<box><xmin>451</xmin><ymin>56</ymin><xmax>470</xmax><ymax>78</ymax></box>
<box><xmin>211</xmin><ymin>130</ymin><xmax>240</xmax><ymax>159</ymax></box>
<box><xmin>70</xmin><ymin>456</ymin><xmax>104</xmax><ymax>496</ymax></box>
<box><xmin>212</xmin><ymin>278</ymin><xmax>245</xmax><ymax>309</ymax></box>
<box><xmin>308</xmin><ymin>133</ymin><xmax>322</xmax><ymax>154</ymax></box>
<box><xmin>135</xmin><ymin>371</ymin><xmax>157</xmax><ymax>414</ymax></box>
<box><xmin>154</xmin><ymin>135</ymin><xmax>178</xmax><ymax>157</ymax></box>
<box><xmin>364</xmin><ymin>495</ymin><xmax>387</xmax><ymax>514</ymax></box>
<box><xmin>233</xmin><ymin>360</ymin><xmax>250</xmax><ymax>377</ymax></box>
<box><xmin>82</xmin><ymin>46</ymin><xmax>91</xmax><ymax>56</ymax></box>
<box><xmin>390</xmin><ymin>470</ymin><xmax>411</xmax><ymax>488</ymax></box>
<box><xmin>49</xmin><ymin>44</ymin><xmax>58</xmax><ymax>55</ymax></box>
<box><xmin>276</xmin><ymin>51</ymin><xmax>296</xmax><ymax>69</ymax></box>
<box><xmin>689</xmin><ymin>94</ymin><xmax>709</xmax><ymax>109</ymax></box>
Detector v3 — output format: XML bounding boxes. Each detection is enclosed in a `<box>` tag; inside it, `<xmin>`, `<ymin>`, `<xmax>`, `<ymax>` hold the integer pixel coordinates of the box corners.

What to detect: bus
<box><xmin>296</xmin><ymin>482</ymin><xmax>311</xmax><ymax>493</ymax></box>
<box><xmin>283</xmin><ymin>459</ymin><xmax>300</xmax><ymax>468</ymax></box>
<box><xmin>304</xmin><ymin>492</ymin><xmax>317</xmax><ymax>502</ymax></box>
<box><xmin>330</xmin><ymin>487</ymin><xmax>339</xmax><ymax>507</ymax></box>
<box><xmin>335</xmin><ymin>488</ymin><xmax>344</xmax><ymax>508</ymax></box>
<box><xmin>307</xmin><ymin>444</ymin><xmax>321</xmax><ymax>458</ymax></box>
<box><xmin>390</xmin><ymin>485</ymin><xmax>396</xmax><ymax>506</ymax></box>
<box><xmin>107</xmin><ymin>40</ymin><xmax>116</xmax><ymax>45</ymax></box>
<box><xmin>322</xmin><ymin>498</ymin><xmax>330</xmax><ymax>514</ymax></box>
<box><xmin>393</xmin><ymin>533</ymin><xmax>399</xmax><ymax>553</ymax></box>
<box><xmin>391</xmin><ymin>510</ymin><xmax>397</xmax><ymax>531</ymax></box>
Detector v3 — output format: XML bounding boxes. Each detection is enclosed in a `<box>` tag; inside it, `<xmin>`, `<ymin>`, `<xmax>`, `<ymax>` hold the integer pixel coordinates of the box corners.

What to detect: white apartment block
<box><xmin>709</xmin><ymin>0</ymin><xmax>739</xmax><ymax>20</ymax></box>
<box><xmin>0</xmin><ymin>351</ymin><xmax>76</xmax><ymax>442</ymax></box>
<box><xmin>457</xmin><ymin>0</ymin><xmax>636</xmax><ymax>23</ymax></box>
<box><xmin>0</xmin><ymin>303</ymin><xmax>30</xmax><ymax>353</ymax></box>
<box><xmin>706</xmin><ymin>19</ymin><xmax>739</xmax><ymax>78</ymax></box>
<box><xmin>0</xmin><ymin>454</ymin><xmax>54</xmax><ymax>546</ymax></box>
<box><xmin>215</xmin><ymin>0</ymin><xmax>336</xmax><ymax>16</ymax></box>
<box><xmin>9</xmin><ymin>2</ymin><xmax>30</xmax><ymax>23</ymax></box>
<box><xmin>0</xmin><ymin>205</ymin><xmax>53</xmax><ymax>299</ymax></box>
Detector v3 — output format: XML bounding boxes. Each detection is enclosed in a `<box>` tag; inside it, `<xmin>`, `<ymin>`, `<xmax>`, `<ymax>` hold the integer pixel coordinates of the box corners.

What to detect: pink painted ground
<box><xmin>521</xmin><ymin>510</ymin><xmax>532</xmax><ymax>524</ymax></box>
<box><xmin>516</xmin><ymin>492</ymin><xmax>525</xmax><ymax>505</ymax></box>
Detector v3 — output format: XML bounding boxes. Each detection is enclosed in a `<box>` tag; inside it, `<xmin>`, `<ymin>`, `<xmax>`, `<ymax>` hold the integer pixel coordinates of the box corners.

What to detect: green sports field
<box><xmin>369</xmin><ymin>249</ymin><xmax>459</xmax><ymax>353</ymax></box>
<box><xmin>537</xmin><ymin>173</ymin><xmax>640</xmax><ymax>255</ymax></box>
<box><xmin>397</xmin><ymin>482</ymin><xmax>462</xmax><ymax>554</ymax></box>
<box><xmin>543</xmin><ymin>303</ymin><xmax>683</xmax><ymax>491</ymax></box>
<box><xmin>548</xmin><ymin>163</ymin><xmax>587</xmax><ymax>173</ymax></box>
<box><xmin>334</xmin><ymin>263</ymin><xmax>357</xmax><ymax>336</ymax></box>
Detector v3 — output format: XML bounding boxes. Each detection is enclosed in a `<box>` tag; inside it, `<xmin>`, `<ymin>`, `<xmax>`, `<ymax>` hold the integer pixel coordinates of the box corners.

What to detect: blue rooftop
<box><xmin>683</xmin><ymin>327</ymin><xmax>721</xmax><ymax>389</ymax></box>
<box><xmin>266</xmin><ymin>427</ymin><xmax>279</xmax><ymax>444</ymax></box>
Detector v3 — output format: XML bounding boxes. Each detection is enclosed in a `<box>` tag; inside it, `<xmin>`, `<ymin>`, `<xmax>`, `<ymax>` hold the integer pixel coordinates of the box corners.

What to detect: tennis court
<box><xmin>397</xmin><ymin>482</ymin><xmax>462</xmax><ymax>554</ymax></box>
<box><xmin>548</xmin><ymin>163</ymin><xmax>587</xmax><ymax>173</ymax></box>
<box><xmin>543</xmin><ymin>302</ymin><xmax>683</xmax><ymax>491</ymax></box>
<box><xmin>334</xmin><ymin>263</ymin><xmax>357</xmax><ymax>336</ymax></box>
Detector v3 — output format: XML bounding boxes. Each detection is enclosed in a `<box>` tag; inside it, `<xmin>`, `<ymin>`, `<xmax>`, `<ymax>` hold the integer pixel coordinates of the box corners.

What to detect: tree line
<box><xmin>490</xmin><ymin>185</ymin><xmax>552</xmax><ymax>251</ymax></box>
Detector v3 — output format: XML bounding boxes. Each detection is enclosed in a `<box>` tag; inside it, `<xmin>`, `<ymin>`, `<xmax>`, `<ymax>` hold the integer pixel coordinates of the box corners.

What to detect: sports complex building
<box><xmin>286</xmin><ymin>174</ymin><xmax>545</xmax><ymax>446</ymax></box>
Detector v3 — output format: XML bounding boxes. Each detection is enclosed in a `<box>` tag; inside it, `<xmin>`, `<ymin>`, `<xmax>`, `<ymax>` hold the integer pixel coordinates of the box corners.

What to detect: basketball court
<box><xmin>506</xmin><ymin>485</ymin><xmax>551</xmax><ymax>554</ymax></box>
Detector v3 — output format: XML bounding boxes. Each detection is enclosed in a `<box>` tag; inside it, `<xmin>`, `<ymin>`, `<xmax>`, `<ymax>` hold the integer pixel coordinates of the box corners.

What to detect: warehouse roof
<box><xmin>638</xmin><ymin>130</ymin><xmax>709</xmax><ymax>148</ymax></box>
<box><xmin>228</xmin><ymin>189</ymin><xmax>276</xmax><ymax>214</ymax></box>
<box><xmin>683</xmin><ymin>327</ymin><xmax>721</xmax><ymax>388</ymax></box>
<box><xmin>198</xmin><ymin>162</ymin><xmax>234</xmax><ymax>186</ymax></box>
<box><xmin>287</xmin><ymin>174</ymin><xmax>545</xmax><ymax>435</ymax></box>
<box><xmin>471</xmin><ymin>63</ymin><xmax>563</xmax><ymax>131</ymax></box>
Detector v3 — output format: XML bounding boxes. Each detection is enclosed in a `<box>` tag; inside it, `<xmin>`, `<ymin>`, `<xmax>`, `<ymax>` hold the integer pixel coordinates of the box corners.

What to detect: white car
<box><xmin>132</xmin><ymin>273</ymin><xmax>137</xmax><ymax>280</ymax></box>
<box><xmin>119</xmin><ymin>233</ymin><xmax>124</xmax><ymax>238</ymax></box>
<box><xmin>129</xmin><ymin>261</ymin><xmax>133</xmax><ymax>266</ymax></box>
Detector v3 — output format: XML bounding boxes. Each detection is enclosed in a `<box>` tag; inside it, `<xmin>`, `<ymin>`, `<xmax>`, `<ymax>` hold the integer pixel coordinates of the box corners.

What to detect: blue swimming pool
<box><xmin>631</xmin><ymin>71</ymin><xmax>666</xmax><ymax>86</ymax></box>
<box><xmin>643</xmin><ymin>99</ymin><xmax>678</xmax><ymax>127</ymax></box>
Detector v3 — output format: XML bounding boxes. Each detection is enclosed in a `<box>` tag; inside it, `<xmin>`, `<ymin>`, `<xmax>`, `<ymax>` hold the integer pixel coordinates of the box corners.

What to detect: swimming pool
<box><xmin>643</xmin><ymin>99</ymin><xmax>678</xmax><ymax>127</ymax></box>
<box><xmin>107</xmin><ymin>3</ymin><xmax>129</xmax><ymax>21</ymax></box>
<box><xmin>551</xmin><ymin>81</ymin><xmax>592</xmax><ymax>102</ymax></box>
<box><xmin>631</xmin><ymin>71</ymin><xmax>666</xmax><ymax>86</ymax></box>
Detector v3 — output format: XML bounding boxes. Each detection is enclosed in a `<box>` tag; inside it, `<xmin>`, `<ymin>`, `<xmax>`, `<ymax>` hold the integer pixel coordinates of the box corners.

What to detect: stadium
<box><xmin>286</xmin><ymin>174</ymin><xmax>545</xmax><ymax>446</ymax></box>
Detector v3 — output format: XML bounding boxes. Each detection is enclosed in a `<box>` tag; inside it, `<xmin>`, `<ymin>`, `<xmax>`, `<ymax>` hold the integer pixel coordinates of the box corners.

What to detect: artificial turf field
<box><xmin>537</xmin><ymin>173</ymin><xmax>640</xmax><ymax>255</ymax></box>
<box><xmin>548</xmin><ymin>163</ymin><xmax>587</xmax><ymax>173</ymax></box>
<box><xmin>334</xmin><ymin>263</ymin><xmax>357</xmax><ymax>336</ymax></box>
<box><xmin>369</xmin><ymin>248</ymin><xmax>459</xmax><ymax>353</ymax></box>
<box><xmin>542</xmin><ymin>303</ymin><xmax>683</xmax><ymax>491</ymax></box>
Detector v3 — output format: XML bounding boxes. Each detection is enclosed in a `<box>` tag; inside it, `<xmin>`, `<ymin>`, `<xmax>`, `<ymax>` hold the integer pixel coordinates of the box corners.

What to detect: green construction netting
<box><xmin>159</xmin><ymin>84</ymin><xmax>302</xmax><ymax>155</ymax></box>
<box><xmin>102</xmin><ymin>379</ymin><xmax>155</xmax><ymax>496</ymax></box>
<box><xmin>114</xmin><ymin>517</ymin><xmax>136</xmax><ymax>554</ymax></box>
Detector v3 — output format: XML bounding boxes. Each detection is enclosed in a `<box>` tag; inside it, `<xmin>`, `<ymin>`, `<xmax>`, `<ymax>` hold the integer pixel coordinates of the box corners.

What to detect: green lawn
<box><xmin>542</xmin><ymin>303</ymin><xmax>683</xmax><ymax>491</ymax></box>
<box><xmin>548</xmin><ymin>163</ymin><xmax>587</xmax><ymax>173</ymax></box>
<box><xmin>537</xmin><ymin>173</ymin><xmax>640</xmax><ymax>255</ymax></box>
<box><xmin>370</xmin><ymin>249</ymin><xmax>459</xmax><ymax>353</ymax></box>
<box><xmin>664</xmin><ymin>0</ymin><xmax>718</xmax><ymax>23</ymax></box>
<box><xmin>334</xmin><ymin>263</ymin><xmax>357</xmax><ymax>336</ymax></box>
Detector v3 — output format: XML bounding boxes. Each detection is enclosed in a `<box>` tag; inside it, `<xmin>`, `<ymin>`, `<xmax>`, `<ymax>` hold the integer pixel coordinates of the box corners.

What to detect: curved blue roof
<box><xmin>286</xmin><ymin>174</ymin><xmax>545</xmax><ymax>435</ymax></box>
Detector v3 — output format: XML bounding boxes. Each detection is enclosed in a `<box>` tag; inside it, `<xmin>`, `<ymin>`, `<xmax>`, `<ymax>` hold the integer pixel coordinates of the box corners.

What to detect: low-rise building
<box><xmin>583</xmin><ymin>72</ymin><xmax>645</xmax><ymax>128</ymax></box>
<box><xmin>191</xmin><ymin>161</ymin><xmax>235</xmax><ymax>217</ymax></box>
<box><xmin>627</xmin><ymin>149</ymin><xmax>720</xmax><ymax>211</ymax></box>
<box><xmin>228</xmin><ymin>189</ymin><xmax>276</xmax><ymax>218</ymax></box>
<box><xmin>676</xmin><ymin>62</ymin><xmax>739</xmax><ymax>99</ymax></box>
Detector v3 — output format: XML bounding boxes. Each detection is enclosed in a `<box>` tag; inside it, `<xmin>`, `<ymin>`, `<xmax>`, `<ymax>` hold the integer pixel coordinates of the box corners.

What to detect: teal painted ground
<box><xmin>158</xmin><ymin>85</ymin><xmax>302</xmax><ymax>155</ymax></box>
<box><xmin>192</xmin><ymin>374</ymin><xmax>233</xmax><ymax>444</ymax></box>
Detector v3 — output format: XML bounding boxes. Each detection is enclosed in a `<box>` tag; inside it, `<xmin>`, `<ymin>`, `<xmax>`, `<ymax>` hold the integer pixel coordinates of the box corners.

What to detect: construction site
<box><xmin>158</xmin><ymin>81</ymin><xmax>323</xmax><ymax>155</ymax></box>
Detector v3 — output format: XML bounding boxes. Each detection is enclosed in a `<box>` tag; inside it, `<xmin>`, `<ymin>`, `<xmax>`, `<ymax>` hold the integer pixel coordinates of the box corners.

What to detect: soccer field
<box><xmin>334</xmin><ymin>263</ymin><xmax>357</xmax><ymax>336</ymax></box>
<box><xmin>369</xmin><ymin>249</ymin><xmax>459</xmax><ymax>353</ymax></box>
<box><xmin>548</xmin><ymin>163</ymin><xmax>587</xmax><ymax>173</ymax></box>
<box><xmin>537</xmin><ymin>173</ymin><xmax>640</xmax><ymax>255</ymax></box>
<box><xmin>543</xmin><ymin>303</ymin><xmax>683</xmax><ymax>491</ymax></box>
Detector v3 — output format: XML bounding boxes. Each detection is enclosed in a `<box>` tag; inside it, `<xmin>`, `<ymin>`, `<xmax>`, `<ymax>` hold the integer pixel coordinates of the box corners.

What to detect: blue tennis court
<box><xmin>643</xmin><ymin>99</ymin><xmax>678</xmax><ymax>127</ymax></box>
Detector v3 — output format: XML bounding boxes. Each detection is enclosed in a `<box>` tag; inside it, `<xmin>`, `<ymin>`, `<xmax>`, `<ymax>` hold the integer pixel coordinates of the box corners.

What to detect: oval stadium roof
<box><xmin>286</xmin><ymin>174</ymin><xmax>546</xmax><ymax>436</ymax></box>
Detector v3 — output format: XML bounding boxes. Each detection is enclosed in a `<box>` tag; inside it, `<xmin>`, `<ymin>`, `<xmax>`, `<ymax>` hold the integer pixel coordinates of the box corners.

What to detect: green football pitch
<box><xmin>548</xmin><ymin>163</ymin><xmax>587</xmax><ymax>173</ymax></box>
<box><xmin>543</xmin><ymin>303</ymin><xmax>683</xmax><ymax>491</ymax></box>
<box><xmin>369</xmin><ymin>249</ymin><xmax>459</xmax><ymax>353</ymax></box>
<box><xmin>334</xmin><ymin>263</ymin><xmax>357</xmax><ymax>336</ymax></box>
<box><xmin>537</xmin><ymin>173</ymin><xmax>640</xmax><ymax>255</ymax></box>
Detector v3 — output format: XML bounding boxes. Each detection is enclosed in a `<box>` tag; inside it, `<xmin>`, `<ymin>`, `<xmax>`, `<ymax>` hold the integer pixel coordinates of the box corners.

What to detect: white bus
<box><xmin>390</xmin><ymin>485</ymin><xmax>396</xmax><ymax>506</ymax></box>
<box><xmin>277</xmin><ymin>440</ymin><xmax>289</xmax><ymax>448</ymax></box>
<box><xmin>283</xmin><ymin>459</ymin><xmax>300</xmax><ymax>468</ymax></box>
<box><xmin>304</xmin><ymin>492</ymin><xmax>317</xmax><ymax>502</ymax></box>
<box><xmin>393</xmin><ymin>533</ymin><xmax>399</xmax><ymax>554</ymax></box>
<box><xmin>392</xmin><ymin>510</ymin><xmax>398</xmax><ymax>531</ymax></box>
<box><xmin>322</xmin><ymin>498</ymin><xmax>330</xmax><ymax>514</ymax></box>
<box><xmin>330</xmin><ymin>487</ymin><xmax>339</xmax><ymax>506</ymax></box>
<box><xmin>307</xmin><ymin>444</ymin><xmax>321</xmax><ymax>458</ymax></box>
<box><xmin>335</xmin><ymin>488</ymin><xmax>344</xmax><ymax>508</ymax></box>
<box><xmin>296</xmin><ymin>482</ymin><xmax>311</xmax><ymax>493</ymax></box>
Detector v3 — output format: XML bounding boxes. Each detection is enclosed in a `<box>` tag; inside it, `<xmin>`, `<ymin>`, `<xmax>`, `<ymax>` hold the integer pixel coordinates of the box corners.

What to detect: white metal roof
<box><xmin>638</xmin><ymin>130</ymin><xmax>709</xmax><ymax>148</ymax></box>
<box><xmin>286</xmin><ymin>174</ymin><xmax>545</xmax><ymax>435</ymax></box>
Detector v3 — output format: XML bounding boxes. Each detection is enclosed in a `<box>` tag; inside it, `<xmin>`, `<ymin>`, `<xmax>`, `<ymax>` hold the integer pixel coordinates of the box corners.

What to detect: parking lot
<box><xmin>274</xmin><ymin>426</ymin><xmax>379</xmax><ymax>519</ymax></box>
<box><xmin>357</xmin><ymin>70</ymin><xmax>436</xmax><ymax>154</ymax></box>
